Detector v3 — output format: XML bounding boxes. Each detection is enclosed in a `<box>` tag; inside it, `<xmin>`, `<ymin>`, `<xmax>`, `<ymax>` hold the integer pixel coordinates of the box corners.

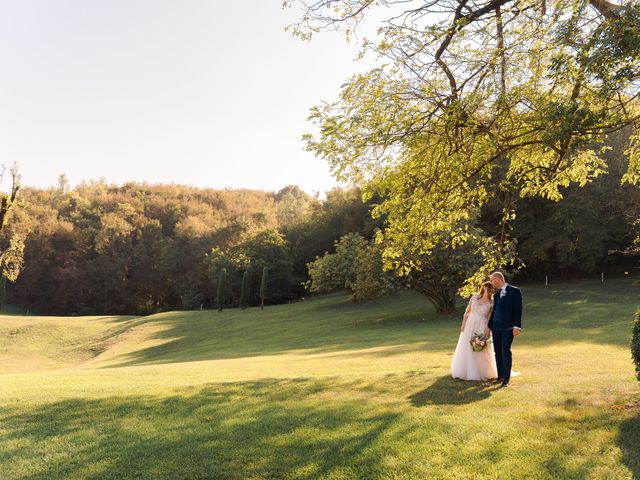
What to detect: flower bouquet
<box><xmin>470</xmin><ymin>332</ymin><xmax>492</xmax><ymax>352</ymax></box>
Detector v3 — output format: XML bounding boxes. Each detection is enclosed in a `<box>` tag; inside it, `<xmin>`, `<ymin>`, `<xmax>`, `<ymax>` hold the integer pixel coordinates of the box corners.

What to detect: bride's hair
<box><xmin>477</xmin><ymin>281</ymin><xmax>494</xmax><ymax>300</ymax></box>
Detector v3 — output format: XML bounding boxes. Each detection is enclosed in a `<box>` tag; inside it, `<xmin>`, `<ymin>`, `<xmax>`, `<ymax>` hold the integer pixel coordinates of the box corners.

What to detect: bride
<box><xmin>451</xmin><ymin>281</ymin><xmax>498</xmax><ymax>381</ymax></box>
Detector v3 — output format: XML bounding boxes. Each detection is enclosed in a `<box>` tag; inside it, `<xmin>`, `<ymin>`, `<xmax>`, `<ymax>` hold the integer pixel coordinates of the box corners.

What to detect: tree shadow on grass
<box><xmin>0</xmin><ymin>378</ymin><xmax>420</xmax><ymax>480</ymax></box>
<box><xmin>99</xmin><ymin>279</ymin><xmax>638</xmax><ymax>369</ymax></box>
<box><xmin>104</xmin><ymin>301</ymin><xmax>446</xmax><ymax>369</ymax></box>
<box><xmin>1</xmin><ymin>376</ymin><xmax>635</xmax><ymax>479</ymax></box>
<box><xmin>408</xmin><ymin>375</ymin><xmax>500</xmax><ymax>406</ymax></box>
<box><xmin>618</xmin><ymin>413</ymin><xmax>640</xmax><ymax>479</ymax></box>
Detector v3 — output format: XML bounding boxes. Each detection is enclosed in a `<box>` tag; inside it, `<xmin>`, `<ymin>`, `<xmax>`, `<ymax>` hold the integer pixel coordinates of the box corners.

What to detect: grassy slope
<box><xmin>0</xmin><ymin>314</ymin><xmax>140</xmax><ymax>374</ymax></box>
<box><xmin>0</xmin><ymin>277</ymin><xmax>639</xmax><ymax>479</ymax></box>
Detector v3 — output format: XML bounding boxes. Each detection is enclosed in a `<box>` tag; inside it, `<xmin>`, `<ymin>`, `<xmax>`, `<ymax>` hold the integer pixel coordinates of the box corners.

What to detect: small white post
<box><xmin>601</xmin><ymin>272</ymin><xmax>604</xmax><ymax>283</ymax></box>
<box><xmin>545</xmin><ymin>275</ymin><xmax>548</xmax><ymax>287</ymax></box>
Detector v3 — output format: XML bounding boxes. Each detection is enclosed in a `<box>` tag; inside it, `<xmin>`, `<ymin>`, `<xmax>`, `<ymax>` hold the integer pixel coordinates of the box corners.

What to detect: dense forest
<box><xmin>0</xmin><ymin>181</ymin><xmax>382</xmax><ymax>314</ymax></box>
<box><xmin>1</xmin><ymin>140</ymin><xmax>638</xmax><ymax>315</ymax></box>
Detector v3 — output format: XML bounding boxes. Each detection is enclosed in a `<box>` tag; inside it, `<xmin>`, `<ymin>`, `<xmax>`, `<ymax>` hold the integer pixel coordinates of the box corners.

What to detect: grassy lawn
<box><xmin>0</xmin><ymin>277</ymin><xmax>639</xmax><ymax>479</ymax></box>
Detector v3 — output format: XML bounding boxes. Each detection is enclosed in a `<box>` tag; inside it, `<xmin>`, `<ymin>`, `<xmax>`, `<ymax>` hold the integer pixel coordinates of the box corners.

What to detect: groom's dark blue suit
<box><xmin>488</xmin><ymin>285</ymin><xmax>523</xmax><ymax>383</ymax></box>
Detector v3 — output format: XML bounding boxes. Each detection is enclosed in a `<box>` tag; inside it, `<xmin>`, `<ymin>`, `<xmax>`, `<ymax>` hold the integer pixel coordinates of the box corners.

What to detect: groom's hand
<box><xmin>513</xmin><ymin>328</ymin><xmax>521</xmax><ymax>337</ymax></box>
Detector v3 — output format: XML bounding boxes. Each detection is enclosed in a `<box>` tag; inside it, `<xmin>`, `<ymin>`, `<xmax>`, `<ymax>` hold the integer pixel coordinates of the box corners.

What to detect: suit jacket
<box><xmin>489</xmin><ymin>284</ymin><xmax>523</xmax><ymax>331</ymax></box>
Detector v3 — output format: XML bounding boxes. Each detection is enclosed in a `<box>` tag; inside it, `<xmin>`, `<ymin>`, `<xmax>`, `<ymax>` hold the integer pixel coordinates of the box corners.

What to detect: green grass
<box><xmin>0</xmin><ymin>277</ymin><xmax>639</xmax><ymax>479</ymax></box>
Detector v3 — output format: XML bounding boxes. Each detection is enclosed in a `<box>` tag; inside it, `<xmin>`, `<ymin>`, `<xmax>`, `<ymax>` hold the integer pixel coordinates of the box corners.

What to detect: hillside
<box><xmin>0</xmin><ymin>277</ymin><xmax>638</xmax><ymax>479</ymax></box>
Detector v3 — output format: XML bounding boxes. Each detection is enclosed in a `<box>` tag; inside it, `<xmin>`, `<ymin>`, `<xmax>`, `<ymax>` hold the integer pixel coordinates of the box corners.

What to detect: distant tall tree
<box><xmin>57</xmin><ymin>173</ymin><xmax>70</xmax><ymax>193</ymax></box>
<box><xmin>235</xmin><ymin>229</ymin><xmax>295</xmax><ymax>304</ymax></box>
<box><xmin>259</xmin><ymin>266</ymin><xmax>268</xmax><ymax>310</ymax></box>
<box><xmin>0</xmin><ymin>164</ymin><xmax>24</xmax><ymax>283</ymax></box>
<box><xmin>216</xmin><ymin>268</ymin><xmax>227</xmax><ymax>312</ymax></box>
<box><xmin>275</xmin><ymin>185</ymin><xmax>311</xmax><ymax>226</ymax></box>
<box><xmin>0</xmin><ymin>165</ymin><xmax>20</xmax><ymax>232</ymax></box>
<box><xmin>239</xmin><ymin>266</ymin><xmax>252</xmax><ymax>310</ymax></box>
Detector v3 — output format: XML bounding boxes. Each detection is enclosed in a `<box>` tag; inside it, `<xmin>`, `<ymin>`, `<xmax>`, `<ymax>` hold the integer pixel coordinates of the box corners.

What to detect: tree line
<box><xmin>0</xmin><ymin>142</ymin><xmax>637</xmax><ymax>316</ymax></box>
<box><xmin>0</xmin><ymin>180</ymin><xmax>381</xmax><ymax>315</ymax></box>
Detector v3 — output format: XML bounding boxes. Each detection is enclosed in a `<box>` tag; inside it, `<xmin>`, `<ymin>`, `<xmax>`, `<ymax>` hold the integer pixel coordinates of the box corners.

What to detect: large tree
<box><xmin>285</xmin><ymin>0</ymin><xmax>640</xmax><ymax>293</ymax></box>
<box><xmin>0</xmin><ymin>164</ymin><xmax>24</xmax><ymax>283</ymax></box>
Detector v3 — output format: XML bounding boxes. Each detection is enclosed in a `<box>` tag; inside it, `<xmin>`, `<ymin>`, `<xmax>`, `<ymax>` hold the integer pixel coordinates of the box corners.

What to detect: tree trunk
<box><xmin>412</xmin><ymin>281</ymin><xmax>457</xmax><ymax>314</ymax></box>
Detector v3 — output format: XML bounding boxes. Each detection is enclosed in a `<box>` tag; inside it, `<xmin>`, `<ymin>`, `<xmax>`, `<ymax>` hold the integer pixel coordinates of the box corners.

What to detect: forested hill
<box><xmin>2</xmin><ymin>182</ymin><xmax>381</xmax><ymax>315</ymax></box>
<box><xmin>1</xmin><ymin>155</ymin><xmax>638</xmax><ymax>317</ymax></box>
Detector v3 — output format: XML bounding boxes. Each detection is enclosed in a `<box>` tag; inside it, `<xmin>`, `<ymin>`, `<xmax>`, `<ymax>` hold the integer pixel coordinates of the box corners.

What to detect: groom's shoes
<box><xmin>499</xmin><ymin>381</ymin><xmax>509</xmax><ymax>388</ymax></box>
<box><xmin>493</xmin><ymin>377</ymin><xmax>504</xmax><ymax>384</ymax></box>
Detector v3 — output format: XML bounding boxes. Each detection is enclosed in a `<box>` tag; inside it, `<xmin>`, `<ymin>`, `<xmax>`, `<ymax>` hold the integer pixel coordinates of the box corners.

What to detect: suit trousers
<box><xmin>492</xmin><ymin>328</ymin><xmax>514</xmax><ymax>382</ymax></box>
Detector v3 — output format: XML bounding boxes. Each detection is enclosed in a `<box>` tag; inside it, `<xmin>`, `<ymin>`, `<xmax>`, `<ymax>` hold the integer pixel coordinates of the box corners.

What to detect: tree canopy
<box><xmin>285</xmin><ymin>0</ymin><xmax>640</xmax><ymax>292</ymax></box>
<box><xmin>4</xmin><ymin>181</ymin><xmax>380</xmax><ymax>314</ymax></box>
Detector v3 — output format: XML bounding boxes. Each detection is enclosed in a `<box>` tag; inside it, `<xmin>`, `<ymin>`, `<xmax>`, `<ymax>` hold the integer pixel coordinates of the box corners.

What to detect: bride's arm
<box><xmin>460</xmin><ymin>297</ymin><xmax>472</xmax><ymax>332</ymax></box>
<box><xmin>484</xmin><ymin>303</ymin><xmax>493</xmax><ymax>337</ymax></box>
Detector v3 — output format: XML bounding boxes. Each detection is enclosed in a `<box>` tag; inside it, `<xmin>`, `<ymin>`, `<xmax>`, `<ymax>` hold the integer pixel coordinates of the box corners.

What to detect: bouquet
<box><xmin>470</xmin><ymin>332</ymin><xmax>492</xmax><ymax>352</ymax></box>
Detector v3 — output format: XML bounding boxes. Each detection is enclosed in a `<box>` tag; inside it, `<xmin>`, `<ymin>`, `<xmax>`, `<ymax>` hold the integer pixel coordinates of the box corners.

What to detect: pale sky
<box><xmin>0</xmin><ymin>1</ymin><xmax>372</xmax><ymax>198</ymax></box>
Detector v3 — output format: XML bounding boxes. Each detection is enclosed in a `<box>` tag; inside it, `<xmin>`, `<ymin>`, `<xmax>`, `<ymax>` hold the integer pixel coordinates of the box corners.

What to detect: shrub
<box><xmin>305</xmin><ymin>232</ymin><xmax>396</xmax><ymax>301</ymax></box>
<box><xmin>632</xmin><ymin>308</ymin><xmax>640</xmax><ymax>381</ymax></box>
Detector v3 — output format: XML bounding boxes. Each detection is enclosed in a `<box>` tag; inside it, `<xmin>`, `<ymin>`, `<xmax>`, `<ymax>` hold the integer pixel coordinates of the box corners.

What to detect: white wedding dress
<box><xmin>451</xmin><ymin>294</ymin><xmax>498</xmax><ymax>381</ymax></box>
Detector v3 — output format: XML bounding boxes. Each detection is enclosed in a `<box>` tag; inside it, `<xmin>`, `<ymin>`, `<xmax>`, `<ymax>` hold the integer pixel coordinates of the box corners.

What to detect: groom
<box><xmin>488</xmin><ymin>271</ymin><xmax>523</xmax><ymax>388</ymax></box>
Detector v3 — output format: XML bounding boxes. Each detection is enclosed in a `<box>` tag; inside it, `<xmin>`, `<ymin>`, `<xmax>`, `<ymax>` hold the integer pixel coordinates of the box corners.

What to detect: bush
<box><xmin>305</xmin><ymin>233</ymin><xmax>367</xmax><ymax>295</ymax></box>
<box><xmin>633</xmin><ymin>308</ymin><xmax>640</xmax><ymax>381</ymax></box>
<box><xmin>305</xmin><ymin>232</ymin><xmax>396</xmax><ymax>301</ymax></box>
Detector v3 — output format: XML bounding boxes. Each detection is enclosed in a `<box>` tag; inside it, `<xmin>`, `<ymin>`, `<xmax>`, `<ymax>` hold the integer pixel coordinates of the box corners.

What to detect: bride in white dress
<box><xmin>451</xmin><ymin>281</ymin><xmax>498</xmax><ymax>381</ymax></box>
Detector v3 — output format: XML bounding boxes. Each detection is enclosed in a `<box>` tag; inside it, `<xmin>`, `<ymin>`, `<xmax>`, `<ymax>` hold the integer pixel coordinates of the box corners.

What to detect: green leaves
<box><xmin>293</xmin><ymin>0</ymin><xmax>640</xmax><ymax>288</ymax></box>
<box><xmin>305</xmin><ymin>232</ymin><xmax>395</xmax><ymax>301</ymax></box>
<box><xmin>584</xmin><ymin>2</ymin><xmax>640</xmax><ymax>95</ymax></box>
<box><xmin>0</xmin><ymin>236</ymin><xmax>24</xmax><ymax>283</ymax></box>
<box><xmin>623</xmin><ymin>126</ymin><xmax>640</xmax><ymax>186</ymax></box>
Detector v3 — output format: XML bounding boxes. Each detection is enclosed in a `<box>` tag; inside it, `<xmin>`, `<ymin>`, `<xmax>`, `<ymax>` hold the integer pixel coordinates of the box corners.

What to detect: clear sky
<box><xmin>0</xmin><ymin>1</ymin><xmax>369</xmax><ymax>198</ymax></box>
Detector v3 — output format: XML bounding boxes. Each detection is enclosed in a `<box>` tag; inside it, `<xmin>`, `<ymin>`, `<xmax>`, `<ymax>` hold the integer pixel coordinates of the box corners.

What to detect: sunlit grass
<box><xmin>0</xmin><ymin>277</ymin><xmax>639</xmax><ymax>479</ymax></box>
